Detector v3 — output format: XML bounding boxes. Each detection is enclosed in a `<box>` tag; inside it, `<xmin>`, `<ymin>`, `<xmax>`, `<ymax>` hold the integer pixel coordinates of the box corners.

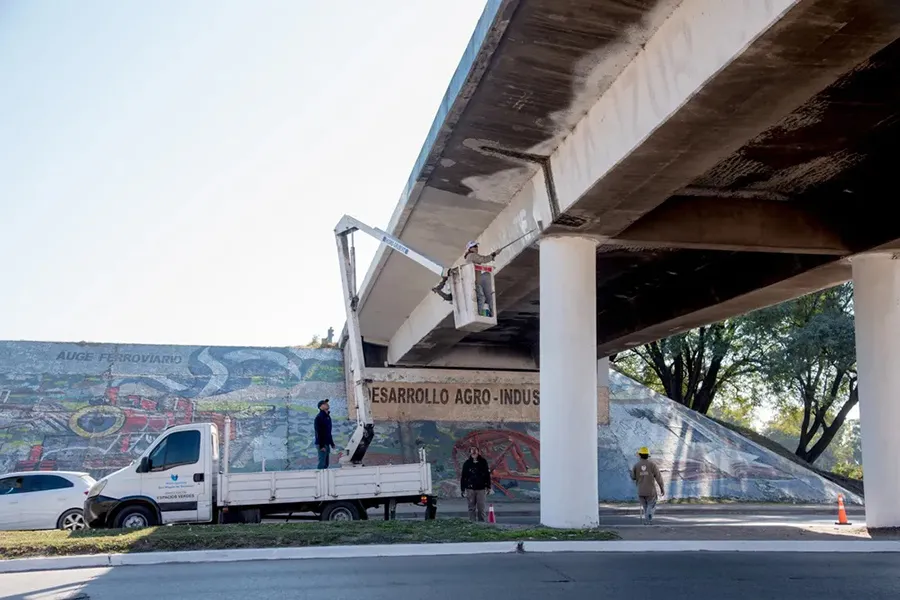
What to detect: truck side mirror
<box><xmin>139</xmin><ymin>457</ymin><xmax>150</xmax><ymax>473</ymax></box>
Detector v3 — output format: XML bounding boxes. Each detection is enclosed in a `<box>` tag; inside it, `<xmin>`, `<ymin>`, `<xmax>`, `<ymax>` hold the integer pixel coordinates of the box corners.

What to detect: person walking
<box><xmin>314</xmin><ymin>399</ymin><xmax>335</xmax><ymax>469</ymax></box>
<box><xmin>460</xmin><ymin>445</ymin><xmax>492</xmax><ymax>522</ymax></box>
<box><xmin>464</xmin><ymin>241</ymin><xmax>496</xmax><ymax>317</ymax></box>
<box><xmin>631</xmin><ymin>446</ymin><xmax>665</xmax><ymax>524</ymax></box>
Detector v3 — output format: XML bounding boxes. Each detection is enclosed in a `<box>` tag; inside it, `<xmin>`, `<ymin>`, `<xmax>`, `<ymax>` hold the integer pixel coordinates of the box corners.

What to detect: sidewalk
<box><xmin>387</xmin><ymin>499</ymin><xmax>865</xmax><ymax>516</ymax></box>
<box><xmin>374</xmin><ymin>500</ymin><xmax>875</xmax><ymax>543</ymax></box>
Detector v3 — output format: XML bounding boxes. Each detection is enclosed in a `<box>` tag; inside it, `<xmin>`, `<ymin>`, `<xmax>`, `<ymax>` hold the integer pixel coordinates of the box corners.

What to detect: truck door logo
<box><xmin>170</xmin><ymin>474</ymin><xmax>178</xmax><ymax>482</ymax></box>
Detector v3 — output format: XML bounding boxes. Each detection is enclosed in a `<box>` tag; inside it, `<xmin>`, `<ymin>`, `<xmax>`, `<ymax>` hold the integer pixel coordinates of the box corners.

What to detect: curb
<box><xmin>399</xmin><ymin>507</ymin><xmax>868</xmax><ymax>517</ymax></box>
<box><xmin>526</xmin><ymin>540</ymin><xmax>900</xmax><ymax>553</ymax></box>
<box><xmin>0</xmin><ymin>542</ymin><xmax>519</xmax><ymax>574</ymax></box>
<box><xmin>4</xmin><ymin>540</ymin><xmax>900</xmax><ymax>574</ymax></box>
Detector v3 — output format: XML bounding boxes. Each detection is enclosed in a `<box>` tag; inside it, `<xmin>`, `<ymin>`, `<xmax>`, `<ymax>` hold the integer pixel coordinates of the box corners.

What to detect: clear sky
<box><xmin>0</xmin><ymin>0</ymin><xmax>487</xmax><ymax>348</ymax></box>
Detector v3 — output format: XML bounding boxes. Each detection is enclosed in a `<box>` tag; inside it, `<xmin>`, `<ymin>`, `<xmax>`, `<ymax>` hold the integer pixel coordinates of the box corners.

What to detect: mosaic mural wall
<box><xmin>0</xmin><ymin>342</ymin><xmax>351</xmax><ymax>476</ymax></box>
<box><xmin>0</xmin><ymin>341</ymin><xmax>858</xmax><ymax>504</ymax></box>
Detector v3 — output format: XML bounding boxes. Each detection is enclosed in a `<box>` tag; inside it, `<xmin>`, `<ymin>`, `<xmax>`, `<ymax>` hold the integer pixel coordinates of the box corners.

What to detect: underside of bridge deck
<box><xmin>354</xmin><ymin>0</ymin><xmax>900</xmax><ymax>369</ymax></box>
<box><xmin>385</xmin><ymin>2</ymin><xmax>900</xmax><ymax>367</ymax></box>
<box><xmin>350</xmin><ymin>0</ymin><xmax>900</xmax><ymax>532</ymax></box>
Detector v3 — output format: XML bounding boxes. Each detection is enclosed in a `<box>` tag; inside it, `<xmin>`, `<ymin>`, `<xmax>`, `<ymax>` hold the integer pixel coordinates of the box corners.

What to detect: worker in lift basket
<box><xmin>464</xmin><ymin>241</ymin><xmax>496</xmax><ymax>317</ymax></box>
<box><xmin>314</xmin><ymin>399</ymin><xmax>335</xmax><ymax>469</ymax></box>
<box><xmin>631</xmin><ymin>446</ymin><xmax>665</xmax><ymax>524</ymax></box>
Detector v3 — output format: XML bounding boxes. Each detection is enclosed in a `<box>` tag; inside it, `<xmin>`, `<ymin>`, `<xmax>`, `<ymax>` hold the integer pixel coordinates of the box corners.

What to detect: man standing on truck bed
<box><xmin>315</xmin><ymin>399</ymin><xmax>335</xmax><ymax>469</ymax></box>
<box><xmin>460</xmin><ymin>445</ymin><xmax>492</xmax><ymax>522</ymax></box>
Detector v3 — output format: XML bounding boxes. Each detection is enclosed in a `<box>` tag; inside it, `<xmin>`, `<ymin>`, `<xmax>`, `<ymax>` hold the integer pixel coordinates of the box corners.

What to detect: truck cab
<box><xmin>85</xmin><ymin>423</ymin><xmax>218</xmax><ymax>529</ymax></box>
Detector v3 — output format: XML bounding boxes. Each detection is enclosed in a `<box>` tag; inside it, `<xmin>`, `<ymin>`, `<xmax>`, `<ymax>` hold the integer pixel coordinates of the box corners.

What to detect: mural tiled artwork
<box><xmin>0</xmin><ymin>341</ymin><xmax>858</xmax><ymax>504</ymax></box>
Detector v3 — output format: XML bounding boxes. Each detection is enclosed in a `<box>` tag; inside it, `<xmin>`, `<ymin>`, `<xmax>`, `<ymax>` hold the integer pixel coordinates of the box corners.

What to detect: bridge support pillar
<box><xmin>539</xmin><ymin>235</ymin><xmax>599</xmax><ymax>528</ymax></box>
<box><xmin>852</xmin><ymin>253</ymin><xmax>900</xmax><ymax>529</ymax></box>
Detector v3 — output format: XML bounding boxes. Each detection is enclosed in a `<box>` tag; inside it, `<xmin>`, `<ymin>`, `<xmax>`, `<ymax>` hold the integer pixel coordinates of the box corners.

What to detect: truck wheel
<box><xmin>114</xmin><ymin>505</ymin><xmax>156</xmax><ymax>529</ymax></box>
<box><xmin>320</xmin><ymin>501</ymin><xmax>360</xmax><ymax>521</ymax></box>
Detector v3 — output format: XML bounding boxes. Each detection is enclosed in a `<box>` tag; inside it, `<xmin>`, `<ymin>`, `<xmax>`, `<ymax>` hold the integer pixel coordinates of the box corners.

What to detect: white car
<box><xmin>0</xmin><ymin>471</ymin><xmax>96</xmax><ymax>531</ymax></box>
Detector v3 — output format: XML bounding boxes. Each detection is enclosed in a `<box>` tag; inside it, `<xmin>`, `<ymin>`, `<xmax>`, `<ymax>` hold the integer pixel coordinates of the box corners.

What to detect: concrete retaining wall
<box><xmin>0</xmin><ymin>341</ymin><xmax>857</xmax><ymax>504</ymax></box>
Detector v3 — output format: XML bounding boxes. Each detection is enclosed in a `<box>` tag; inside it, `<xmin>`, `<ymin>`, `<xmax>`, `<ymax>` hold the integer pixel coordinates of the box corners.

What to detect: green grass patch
<box><xmin>0</xmin><ymin>519</ymin><xmax>618</xmax><ymax>560</ymax></box>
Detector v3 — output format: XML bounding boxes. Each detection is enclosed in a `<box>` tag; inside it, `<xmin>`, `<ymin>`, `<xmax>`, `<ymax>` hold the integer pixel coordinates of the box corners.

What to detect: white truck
<box><xmin>84</xmin><ymin>418</ymin><xmax>435</xmax><ymax>527</ymax></box>
<box><xmin>83</xmin><ymin>214</ymin><xmax>511</xmax><ymax>528</ymax></box>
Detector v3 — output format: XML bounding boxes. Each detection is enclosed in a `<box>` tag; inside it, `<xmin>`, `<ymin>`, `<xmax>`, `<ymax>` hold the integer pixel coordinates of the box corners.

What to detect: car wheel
<box><xmin>320</xmin><ymin>501</ymin><xmax>360</xmax><ymax>521</ymax></box>
<box><xmin>58</xmin><ymin>509</ymin><xmax>86</xmax><ymax>531</ymax></box>
<box><xmin>113</xmin><ymin>505</ymin><xmax>156</xmax><ymax>529</ymax></box>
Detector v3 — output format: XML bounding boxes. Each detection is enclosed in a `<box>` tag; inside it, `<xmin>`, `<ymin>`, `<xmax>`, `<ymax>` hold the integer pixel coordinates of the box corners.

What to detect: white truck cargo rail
<box><xmin>218</xmin><ymin>418</ymin><xmax>432</xmax><ymax>508</ymax></box>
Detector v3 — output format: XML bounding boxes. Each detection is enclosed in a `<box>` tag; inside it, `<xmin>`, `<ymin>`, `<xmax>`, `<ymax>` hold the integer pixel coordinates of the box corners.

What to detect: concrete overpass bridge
<box><xmin>350</xmin><ymin>0</ymin><xmax>900</xmax><ymax>529</ymax></box>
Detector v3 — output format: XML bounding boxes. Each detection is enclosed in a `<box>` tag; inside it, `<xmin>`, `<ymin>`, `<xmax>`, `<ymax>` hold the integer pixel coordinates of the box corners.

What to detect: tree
<box><xmin>831</xmin><ymin>419</ymin><xmax>863</xmax><ymax>479</ymax></box>
<box><xmin>833</xmin><ymin>418</ymin><xmax>862</xmax><ymax>466</ymax></box>
<box><xmin>302</xmin><ymin>330</ymin><xmax>338</xmax><ymax>349</ymax></box>
<box><xmin>754</xmin><ymin>283</ymin><xmax>858</xmax><ymax>464</ymax></box>
<box><xmin>612</xmin><ymin>319</ymin><xmax>765</xmax><ymax>415</ymax></box>
<box><xmin>707</xmin><ymin>392</ymin><xmax>759</xmax><ymax>430</ymax></box>
<box><xmin>760</xmin><ymin>408</ymin><xmax>861</xmax><ymax>475</ymax></box>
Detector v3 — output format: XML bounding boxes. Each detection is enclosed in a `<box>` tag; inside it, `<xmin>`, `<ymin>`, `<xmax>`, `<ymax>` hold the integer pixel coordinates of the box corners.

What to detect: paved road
<box><xmin>3</xmin><ymin>553</ymin><xmax>898</xmax><ymax>599</ymax></box>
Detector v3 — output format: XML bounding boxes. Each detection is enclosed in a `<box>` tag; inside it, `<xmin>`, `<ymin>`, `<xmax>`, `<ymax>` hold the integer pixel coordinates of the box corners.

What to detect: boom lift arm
<box><xmin>334</xmin><ymin>215</ymin><xmax>450</xmax><ymax>465</ymax></box>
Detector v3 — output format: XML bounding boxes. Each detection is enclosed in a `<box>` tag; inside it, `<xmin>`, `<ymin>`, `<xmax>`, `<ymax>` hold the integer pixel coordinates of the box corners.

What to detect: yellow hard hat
<box><xmin>638</xmin><ymin>446</ymin><xmax>650</xmax><ymax>456</ymax></box>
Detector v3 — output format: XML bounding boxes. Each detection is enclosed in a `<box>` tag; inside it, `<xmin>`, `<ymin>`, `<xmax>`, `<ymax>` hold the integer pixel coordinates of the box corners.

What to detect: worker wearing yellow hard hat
<box><xmin>631</xmin><ymin>445</ymin><xmax>665</xmax><ymax>525</ymax></box>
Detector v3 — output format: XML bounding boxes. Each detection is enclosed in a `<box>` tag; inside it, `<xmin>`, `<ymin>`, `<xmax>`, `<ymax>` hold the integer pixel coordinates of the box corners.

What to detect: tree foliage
<box><xmin>833</xmin><ymin>419</ymin><xmax>862</xmax><ymax>466</ymax></box>
<box><xmin>761</xmin><ymin>408</ymin><xmax>862</xmax><ymax>476</ymax></box>
<box><xmin>612</xmin><ymin>320</ymin><xmax>765</xmax><ymax>415</ymax></box>
<box><xmin>614</xmin><ymin>283</ymin><xmax>860</xmax><ymax>468</ymax></box>
<box><xmin>707</xmin><ymin>392</ymin><xmax>759</xmax><ymax>430</ymax></box>
<box><xmin>752</xmin><ymin>283</ymin><xmax>857</xmax><ymax>464</ymax></box>
<box><xmin>302</xmin><ymin>331</ymin><xmax>338</xmax><ymax>349</ymax></box>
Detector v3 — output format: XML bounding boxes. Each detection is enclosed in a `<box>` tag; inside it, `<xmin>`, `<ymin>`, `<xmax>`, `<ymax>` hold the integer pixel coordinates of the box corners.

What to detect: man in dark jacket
<box><xmin>314</xmin><ymin>399</ymin><xmax>335</xmax><ymax>469</ymax></box>
<box><xmin>460</xmin><ymin>445</ymin><xmax>492</xmax><ymax>522</ymax></box>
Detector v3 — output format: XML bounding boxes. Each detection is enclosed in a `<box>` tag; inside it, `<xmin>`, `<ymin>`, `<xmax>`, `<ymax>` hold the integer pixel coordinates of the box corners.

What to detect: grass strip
<box><xmin>0</xmin><ymin>519</ymin><xmax>618</xmax><ymax>560</ymax></box>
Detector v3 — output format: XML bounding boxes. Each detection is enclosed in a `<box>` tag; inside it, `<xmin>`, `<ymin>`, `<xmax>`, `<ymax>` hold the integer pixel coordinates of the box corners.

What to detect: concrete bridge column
<box><xmin>852</xmin><ymin>253</ymin><xmax>900</xmax><ymax>529</ymax></box>
<box><xmin>539</xmin><ymin>235</ymin><xmax>599</xmax><ymax>528</ymax></box>
<box><xmin>598</xmin><ymin>356</ymin><xmax>610</xmax><ymax>426</ymax></box>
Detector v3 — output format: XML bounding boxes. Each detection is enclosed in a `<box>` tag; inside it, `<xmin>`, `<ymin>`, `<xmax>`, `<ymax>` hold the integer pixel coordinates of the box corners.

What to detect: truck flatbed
<box><xmin>219</xmin><ymin>460</ymin><xmax>432</xmax><ymax>507</ymax></box>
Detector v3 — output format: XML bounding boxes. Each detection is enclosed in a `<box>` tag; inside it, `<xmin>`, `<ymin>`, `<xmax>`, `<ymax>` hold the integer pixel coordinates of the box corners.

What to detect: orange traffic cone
<box><xmin>835</xmin><ymin>494</ymin><xmax>852</xmax><ymax>525</ymax></box>
<box><xmin>487</xmin><ymin>503</ymin><xmax>496</xmax><ymax>524</ymax></box>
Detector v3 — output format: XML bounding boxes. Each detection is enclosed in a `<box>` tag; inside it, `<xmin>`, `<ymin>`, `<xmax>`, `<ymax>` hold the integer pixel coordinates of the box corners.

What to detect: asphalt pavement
<box><xmin>3</xmin><ymin>552</ymin><xmax>898</xmax><ymax>600</ymax></box>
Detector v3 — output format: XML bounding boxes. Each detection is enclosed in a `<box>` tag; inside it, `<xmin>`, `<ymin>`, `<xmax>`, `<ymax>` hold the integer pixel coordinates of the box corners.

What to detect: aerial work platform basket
<box><xmin>450</xmin><ymin>263</ymin><xmax>497</xmax><ymax>332</ymax></box>
<box><xmin>334</xmin><ymin>214</ymin><xmax>498</xmax><ymax>335</ymax></box>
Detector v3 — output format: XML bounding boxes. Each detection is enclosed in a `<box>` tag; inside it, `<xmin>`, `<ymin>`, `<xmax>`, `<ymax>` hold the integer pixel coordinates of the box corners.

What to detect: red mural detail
<box><xmin>116</xmin><ymin>397</ymin><xmax>195</xmax><ymax>433</ymax></box>
<box><xmin>15</xmin><ymin>394</ymin><xmax>239</xmax><ymax>472</ymax></box>
<box><xmin>453</xmin><ymin>430</ymin><xmax>540</xmax><ymax>499</ymax></box>
<box><xmin>27</xmin><ymin>445</ymin><xmax>42</xmax><ymax>462</ymax></box>
<box><xmin>15</xmin><ymin>444</ymin><xmax>57</xmax><ymax>471</ymax></box>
